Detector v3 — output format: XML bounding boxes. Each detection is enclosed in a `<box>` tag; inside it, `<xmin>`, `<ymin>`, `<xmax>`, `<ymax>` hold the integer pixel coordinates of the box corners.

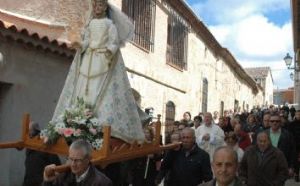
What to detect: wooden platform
<box><xmin>0</xmin><ymin>113</ymin><xmax>180</xmax><ymax>172</ymax></box>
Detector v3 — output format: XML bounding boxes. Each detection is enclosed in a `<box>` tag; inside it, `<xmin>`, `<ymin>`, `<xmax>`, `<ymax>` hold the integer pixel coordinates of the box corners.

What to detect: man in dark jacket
<box><xmin>288</xmin><ymin>109</ymin><xmax>300</xmax><ymax>182</ymax></box>
<box><xmin>266</xmin><ymin>113</ymin><xmax>296</xmax><ymax>176</ymax></box>
<box><xmin>23</xmin><ymin>122</ymin><xmax>61</xmax><ymax>186</ymax></box>
<box><xmin>155</xmin><ymin>128</ymin><xmax>212</xmax><ymax>186</ymax></box>
<box><xmin>42</xmin><ymin>139</ymin><xmax>112</xmax><ymax>186</ymax></box>
<box><xmin>240</xmin><ymin>132</ymin><xmax>289</xmax><ymax>186</ymax></box>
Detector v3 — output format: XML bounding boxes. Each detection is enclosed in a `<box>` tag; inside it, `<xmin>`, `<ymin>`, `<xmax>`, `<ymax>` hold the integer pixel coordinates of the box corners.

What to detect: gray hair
<box><xmin>70</xmin><ymin>139</ymin><xmax>92</xmax><ymax>158</ymax></box>
<box><xmin>213</xmin><ymin>146</ymin><xmax>238</xmax><ymax>164</ymax></box>
<box><xmin>181</xmin><ymin>127</ymin><xmax>195</xmax><ymax>138</ymax></box>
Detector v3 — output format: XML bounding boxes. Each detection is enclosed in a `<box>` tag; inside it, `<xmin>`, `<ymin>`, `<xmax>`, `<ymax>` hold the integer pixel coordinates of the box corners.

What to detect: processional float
<box><xmin>0</xmin><ymin>113</ymin><xmax>180</xmax><ymax>172</ymax></box>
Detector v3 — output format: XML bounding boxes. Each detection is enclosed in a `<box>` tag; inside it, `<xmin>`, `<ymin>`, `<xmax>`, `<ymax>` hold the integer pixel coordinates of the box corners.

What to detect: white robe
<box><xmin>51</xmin><ymin>5</ymin><xmax>145</xmax><ymax>144</ymax></box>
<box><xmin>195</xmin><ymin>123</ymin><xmax>225</xmax><ymax>161</ymax></box>
<box><xmin>75</xmin><ymin>18</ymin><xmax>118</xmax><ymax>104</ymax></box>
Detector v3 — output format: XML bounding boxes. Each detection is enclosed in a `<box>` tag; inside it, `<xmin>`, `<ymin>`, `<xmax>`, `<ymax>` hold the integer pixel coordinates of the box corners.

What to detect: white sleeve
<box><xmin>81</xmin><ymin>26</ymin><xmax>90</xmax><ymax>52</ymax></box>
<box><xmin>195</xmin><ymin>128</ymin><xmax>205</xmax><ymax>146</ymax></box>
<box><xmin>214</xmin><ymin>126</ymin><xmax>225</xmax><ymax>146</ymax></box>
<box><xmin>106</xmin><ymin>21</ymin><xmax>119</xmax><ymax>55</ymax></box>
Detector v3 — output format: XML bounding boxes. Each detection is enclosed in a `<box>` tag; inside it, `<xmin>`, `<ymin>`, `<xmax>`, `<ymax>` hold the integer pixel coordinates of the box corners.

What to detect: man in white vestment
<box><xmin>195</xmin><ymin>112</ymin><xmax>225</xmax><ymax>161</ymax></box>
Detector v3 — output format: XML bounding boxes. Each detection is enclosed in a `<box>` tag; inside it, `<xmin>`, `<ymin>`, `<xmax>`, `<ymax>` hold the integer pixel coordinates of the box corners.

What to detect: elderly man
<box><xmin>240</xmin><ymin>132</ymin><xmax>289</xmax><ymax>186</ymax></box>
<box><xmin>42</xmin><ymin>139</ymin><xmax>112</xmax><ymax>186</ymax></box>
<box><xmin>199</xmin><ymin>146</ymin><xmax>245</xmax><ymax>186</ymax></box>
<box><xmin>196</xmin><ymin>112</ymin><xmax>225</xmax><ymax>161</ymax></box>
<box><xmin>155</xmin><ymin>128</ymin><xmax>212</xmax><ymax>186</ymax></box>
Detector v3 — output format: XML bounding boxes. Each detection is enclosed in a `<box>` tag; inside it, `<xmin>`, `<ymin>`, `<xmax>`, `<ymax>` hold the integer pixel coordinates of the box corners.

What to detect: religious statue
<box><xmin>50</xmin><ymin>0</ymin><xmax>145</xmax><ymax>144</ymax></box>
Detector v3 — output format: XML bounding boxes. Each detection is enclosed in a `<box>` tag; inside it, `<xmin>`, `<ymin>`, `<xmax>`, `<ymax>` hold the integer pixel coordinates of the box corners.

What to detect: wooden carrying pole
<box><xmin>0</xmin><ymin>113</ymin><xmax>181</xmax><ymax>172</ymax></box>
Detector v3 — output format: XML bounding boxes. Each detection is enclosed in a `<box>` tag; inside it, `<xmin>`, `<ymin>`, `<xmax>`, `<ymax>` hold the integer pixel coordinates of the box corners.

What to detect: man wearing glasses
<box><xmin>266</xmin><ymin>113</ymin><xmax>296</xmax><ymax>178</ymax></box>
<box><xmin>42</xmin><ymin>139</ymin><xmax>112</xmax><ymax>186</ymax></box>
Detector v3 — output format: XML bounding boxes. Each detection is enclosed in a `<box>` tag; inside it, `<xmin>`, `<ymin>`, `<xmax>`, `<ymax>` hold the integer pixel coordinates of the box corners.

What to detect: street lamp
<box><xmin>290</xmin><ymin>72</ymin><xmax>294</xmax><ymax>80</ymax></box>
<box><xmin>284</xmin><ymin>53</ymin><xmax>300</xmax><ymax>82</ymax></box>
<box><xmin>284</xmin><ymin>53</ymin><xmax>299</xmax><ymax>71</ymax></box>
<box><xmin>284</xmin><ymin>53</ymin><xmax>293</xmax><ymax>69</ymax></box>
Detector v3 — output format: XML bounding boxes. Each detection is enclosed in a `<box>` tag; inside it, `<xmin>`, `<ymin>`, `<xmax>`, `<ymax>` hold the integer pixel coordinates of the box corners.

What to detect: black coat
<box><xmin>156</xmin><ymin>145</ymin><xmax>212</xmax><ymax>186</ymax></box>
<box><xmin>23</xmin><ymin>149</ymin><xmax>61</xmax><ymax>186</ymax></box>
<box><xmin>130</xmin><ymin>156</ymin><xmax>159</xmax><ymax>186</ymax></box>
<box><xmin>288</xmin><ymin>119</ymin><xmax>300</xmax><ymax>152</ymax></box>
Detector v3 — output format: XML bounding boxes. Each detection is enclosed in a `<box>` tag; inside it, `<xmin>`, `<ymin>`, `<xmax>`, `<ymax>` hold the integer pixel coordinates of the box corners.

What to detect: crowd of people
<box><xmin>21</xmin><ymin>105</ymin><xmax>300</xmax><ymax>186</ymax></box>
<box><xmin>159</xmin><ymin>106</ymin><xmax>300</xmax><ymax>186</ymax></box>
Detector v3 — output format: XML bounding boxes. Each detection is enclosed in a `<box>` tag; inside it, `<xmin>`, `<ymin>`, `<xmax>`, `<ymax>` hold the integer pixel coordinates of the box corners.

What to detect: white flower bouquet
<box><xmin>41</xmin><ymin>98</ymin><xmax>103</xmax><ymax>150</ymax></box>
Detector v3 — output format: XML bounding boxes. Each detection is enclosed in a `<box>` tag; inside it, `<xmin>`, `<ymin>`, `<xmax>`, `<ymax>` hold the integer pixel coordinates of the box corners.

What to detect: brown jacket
<box><xmin>239</xmin><ymin>145</ymin><xmax>288</xmax><ymax>186</ymax></box>
<box><xmin>42</xmin><ymin>165</ymin><xmax>112</xmax><ymax>186</ymax></box>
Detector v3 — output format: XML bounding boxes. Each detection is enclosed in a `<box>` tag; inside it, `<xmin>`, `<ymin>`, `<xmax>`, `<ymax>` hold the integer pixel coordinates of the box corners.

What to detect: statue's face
<box><xmin>93</xmin><ymin>0</ymin><xmax>107</xmax><ymax>17</ymax></box>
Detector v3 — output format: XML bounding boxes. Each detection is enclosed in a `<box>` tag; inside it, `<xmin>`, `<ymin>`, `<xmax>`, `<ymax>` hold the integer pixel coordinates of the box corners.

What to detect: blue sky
<box><xmin>186</xmin><ymin>0</ymin><xmax>293</xmax><ymax>89</ymax></box>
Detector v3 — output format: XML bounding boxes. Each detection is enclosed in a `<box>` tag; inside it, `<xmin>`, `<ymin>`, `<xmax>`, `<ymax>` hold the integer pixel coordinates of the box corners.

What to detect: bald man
<box><xmin>199</xmin><ymin>146</ymin><xmax>245</xmax><ymax>186</ymax></box>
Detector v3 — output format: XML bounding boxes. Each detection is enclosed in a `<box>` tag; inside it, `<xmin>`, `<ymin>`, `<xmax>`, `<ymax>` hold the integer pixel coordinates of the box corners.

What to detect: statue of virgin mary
<box><xmin>51</xmin><ymin>0</ymin><xmax>146</xmax><ymax>144</ymax></box>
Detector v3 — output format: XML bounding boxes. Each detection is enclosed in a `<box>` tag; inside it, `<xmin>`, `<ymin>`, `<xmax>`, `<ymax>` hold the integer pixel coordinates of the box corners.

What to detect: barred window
<box><xmin>122</xmin><ymin>0</ymin><xmax>156</xmax><ymax>52</ymax></box>
<box><xmin>202</xmin><ymin>78</ymin><xmax>208</xmax><ymax>113</ymax></box>
<box><xmin>166</xmin><ymin>9</ymin><xmax>188</xmax><ymax>70</ymax></box>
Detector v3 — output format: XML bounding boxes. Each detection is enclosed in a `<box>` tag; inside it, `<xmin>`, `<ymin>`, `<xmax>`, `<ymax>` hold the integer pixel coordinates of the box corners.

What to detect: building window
<box><xmin>202</xmin><ymin>79</ymin><xmax>208</xmax><ymax>113</ymax></box>
<box><xmin>122</xmin><ymin>0</ymin><xmax>156</xmax><ymax>52</ymax></box>
<box><xmin>165</xmin><ymin>101</ymin><xmax>175</xmax><ymax>126</ymax></box>
<box><xmin>166</xmin><ymin>8</ymin><xmax>188</xmax><ymax>70</ymax></box>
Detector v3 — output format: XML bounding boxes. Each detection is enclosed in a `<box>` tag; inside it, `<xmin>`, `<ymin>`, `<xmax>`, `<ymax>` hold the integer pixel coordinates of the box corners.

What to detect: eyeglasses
<box><xmin>67</xmin><ymin>157</ymin><xmax>86</xmax><ymax>164</ymax></box>
<box><xmin>270</xmin><ymin>120</ymin><xmax>280</xmax><ymax>123</ymax></box>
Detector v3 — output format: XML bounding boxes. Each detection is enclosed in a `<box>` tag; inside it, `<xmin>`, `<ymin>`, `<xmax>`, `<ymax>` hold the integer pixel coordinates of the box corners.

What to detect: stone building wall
<box><xmin>0</xmin><ymin>1</ymin><xmax>265</xmax><ymax>184</ymax></box>
<box><xmin>116</xmin><ymin>0</ymin><xmax>263</xmax><ymax>119</ymax></box>
<box><xmin>0</xmin><ymin>0</ymin><xmax>264</xmax><ymax>114</ymax></box>
<box><xmin>0</xmin><ymin>38</ymin><xmax>71</xmax><ymax>186</ymax></box>
<box><xmin>0</xmin><ymin>0</ymin><xmax>264</xmax><ymax>126</ymax></box>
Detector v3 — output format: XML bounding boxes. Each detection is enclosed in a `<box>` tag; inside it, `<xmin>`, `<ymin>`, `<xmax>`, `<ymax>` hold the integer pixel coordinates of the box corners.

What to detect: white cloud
<box><xmin>209</xmin><ymin>15</ymin><xmax>292</xmax><ymax>58</ymax></box>
<box><xmin>235</xmin><ymin>15</ymin><xmax>291</xmax><ymax>57</ymax></box>
<box><xmin>190</xmin><ymin>0</ymin><xmax>289</xmax><ymax>24</ymax></box>
<box><xmin>187</xmin><ymin>0</ymin><xmax>293</xmax><ymax>88</ymax></box>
